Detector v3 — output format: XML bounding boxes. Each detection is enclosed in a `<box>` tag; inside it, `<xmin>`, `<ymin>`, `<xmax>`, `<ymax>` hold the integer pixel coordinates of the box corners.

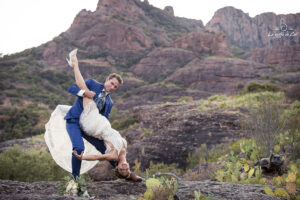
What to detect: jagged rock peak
<box><xmin>206</xmin><ymin>6</ymin><xmax>300</xmax><ymax>49</ymax></box>
<box><xmin>96</xmin><ymin>0</ymin><xmax>145</xmax><ymax>18</ymax></box>
<box><xmin>212</xmin><ymin>6</ymin><xmax>249</xmax><ymax>17</ymax></box>
<box><xmin>164</xmin><ymin>6</ymin><xmax>174</xmax><ymax>16</ymax></box>
<box><xmin>75</xmin><ymin>9</ymin><xmax>92</xmax><ymax>18</ymax></box>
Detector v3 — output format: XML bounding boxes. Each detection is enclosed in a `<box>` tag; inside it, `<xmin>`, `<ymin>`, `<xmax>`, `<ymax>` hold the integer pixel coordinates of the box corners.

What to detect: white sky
<box><xmin>0</xmin><ymin>0</ymin><xmax>299</xmax><ymax>54</ymax></box>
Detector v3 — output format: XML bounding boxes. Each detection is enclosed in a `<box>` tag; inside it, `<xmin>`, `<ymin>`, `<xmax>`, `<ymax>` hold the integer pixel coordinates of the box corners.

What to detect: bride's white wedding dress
<box><xmin>44</xmin><ymin>102</ymin><xmax>127</xmax><ymax>174</ymax></box>
<box><xmin>80</xmin><ymin>101</ymin><xmax>127</xmax><ymax>156</ymax></box>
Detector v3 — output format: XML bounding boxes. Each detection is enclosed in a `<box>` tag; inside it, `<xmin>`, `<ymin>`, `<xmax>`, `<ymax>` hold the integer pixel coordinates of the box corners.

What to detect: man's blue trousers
<box><xmin>66</xmin><ymin>118</ymin><xmax>116</xmax><ymax>179</ymax></box>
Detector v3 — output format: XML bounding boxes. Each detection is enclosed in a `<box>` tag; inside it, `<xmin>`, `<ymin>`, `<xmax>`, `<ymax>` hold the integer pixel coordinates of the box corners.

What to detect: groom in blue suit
<box><xmin>64</xmin><ymin>74</ymin><xmax>123</xmax><ymax>179</ymax></box>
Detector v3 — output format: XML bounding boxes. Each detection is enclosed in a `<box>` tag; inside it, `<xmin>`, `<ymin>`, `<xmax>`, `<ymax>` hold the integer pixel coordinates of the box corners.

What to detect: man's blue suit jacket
<box><xmin>64</xmin><ymin>78</ymin><xmax>113</xmax><ymax>120</ymax></box>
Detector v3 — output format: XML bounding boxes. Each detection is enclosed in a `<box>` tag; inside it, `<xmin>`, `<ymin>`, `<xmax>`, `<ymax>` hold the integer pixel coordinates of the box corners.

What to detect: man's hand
<box><xmin>84</xmin><ymin>90</ymin><xmax>96</xmax><ymax>99</ymax></box>
<box><xmin>73</xmin><ymin>150</ymin><xmax>84</xmax><ymax>160</ymax></box>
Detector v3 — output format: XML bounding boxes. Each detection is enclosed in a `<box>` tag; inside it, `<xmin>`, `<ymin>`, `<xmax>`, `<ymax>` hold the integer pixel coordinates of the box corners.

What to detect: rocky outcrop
<box><xmin>206</xmin><ymin>6</ymin><xmax>300</xmax><ymax>49</ymax></box>
<box><xmin>96</xmin><ymin>0</ymin><xmax>145</xmax><ymax>20</ymax></box>
<box><xmin>66</xmin><ymin>14</ymin><xmax>152</xmax><ymax>52</ymax></box>
<box><xmin>88</xmin><ymin>162</ymin><xmax>117</xmax><ymax>181</ymax></box>
<box><xmin>166</xmin><ymin>57</ymin><xmax>273</xmax><ymax>93</ymax></box>
<box><xmin>131</xmin><ymin>47</ymin><xmax>195</xmax><ymax>81</ymax></box>
<box><xmin>164</xmin><ymin>6</ymin><xmax>174</xmax><ymax>16</ymax></box>
<box><xmin>0</xmin><ymin>179</ymin><xmax>283</xmax><ymax>200</ymax></box>
<box><xmin>250</xmin><ymin>44</ymin><xmax>300</xmax><ymax>66</ymax></box>
<box><xmin>116</xmin><ymin>81</ymin><xmax>212</xmax><ymax>110</ymax></box>
<box><xmin>173</xmin><ymin>31</ymin><xmax>230</xmax><ymax>56</ymax></box>
<box><xmin>0</xmin><ymin>138</ymin><xmax>46</xmax><ymax>153</ymax></box>
<box><xmin>41</xmin><ymin>0</ymin><xmax>206</xmax><ymax>66</ymax></box>
<box><xmin>177</xmin><ymin>181</ymin><xmax>282</xmax><ymax>200</ymax></box>
<box><xmin>124</xmin><ymin>101</ymin><xmax>245</xmax><ymax>169</ymax></box>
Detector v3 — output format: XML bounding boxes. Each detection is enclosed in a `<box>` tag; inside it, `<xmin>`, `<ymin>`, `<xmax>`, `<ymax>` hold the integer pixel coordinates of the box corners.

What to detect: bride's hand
<box><xmin>73</xmin><ymin>150</ymin><xmax>84</xmax><ymax>160</ymax></box>
<box><xmin>83</xmin><ymin>90</ymin><xmax>96</xmax><ymax>99</ymax></box>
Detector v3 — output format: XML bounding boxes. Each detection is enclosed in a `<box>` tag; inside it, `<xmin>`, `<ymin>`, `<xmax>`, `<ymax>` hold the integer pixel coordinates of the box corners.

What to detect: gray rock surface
<box><xmin>0</xmin><ymin>179</ymin><xmax>282</xmax><ymax>200</ymax></box>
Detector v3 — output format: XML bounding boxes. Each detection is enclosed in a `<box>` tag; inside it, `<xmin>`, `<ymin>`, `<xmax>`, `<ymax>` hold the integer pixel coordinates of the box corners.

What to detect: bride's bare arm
<box><xmin>73</xmin><ymin>150</ymin><xmax>118</xmax><ymax>161</ymax></box>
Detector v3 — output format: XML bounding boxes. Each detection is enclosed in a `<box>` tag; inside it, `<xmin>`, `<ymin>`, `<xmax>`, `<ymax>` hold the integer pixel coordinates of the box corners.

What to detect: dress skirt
<box><xmin>44</xmin><ymin>105</ymin><xmax>101</xmax><ymax>174</ymax></box>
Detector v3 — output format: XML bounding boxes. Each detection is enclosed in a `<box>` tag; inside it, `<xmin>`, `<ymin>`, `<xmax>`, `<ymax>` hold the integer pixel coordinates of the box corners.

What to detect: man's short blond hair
<box><xmin>108</xmin><ymin>73</ymin><xmax>123</xmax><ymax>85</ymax></box>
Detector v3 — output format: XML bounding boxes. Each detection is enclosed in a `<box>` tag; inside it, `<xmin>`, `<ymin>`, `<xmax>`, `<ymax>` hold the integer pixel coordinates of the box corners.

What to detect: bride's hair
<box><xmin>113</xmin><ymin>168</ymin><xmax>131</xmax><ymax>179</ymax></box>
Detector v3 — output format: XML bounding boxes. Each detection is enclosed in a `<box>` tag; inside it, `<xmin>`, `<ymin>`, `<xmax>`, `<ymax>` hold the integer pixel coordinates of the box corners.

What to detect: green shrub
<box><xmin>144</xmin><ymin>161</ymin><xmax>183</xmax><ymax>177</ymax></box>
<box><xmin>0</xmin><ymin>145</ymin><xmax>69</xmax><ymax>182</ymax></box>
<box><xmin>207</xmin><ymin>95</ymin><xmax>227</xmax><ymax>102</ymax></box>
<box><xmin>0</xmin><ymin>104</ymin><xmax>49</xmax><ymax>142</ymax></box>
<box><xmin>285</xmin><ymin>83</ymin><xmax>300</xmax><ymax>101</ymax></box>
<box><xmin>132</xmin><ymin>159</ymin><xmax>183</xmax><ymax>179</ymax></box>
<box><xmin>215</xmin><ymin>138</ymin><xmax>264</xmax><ymax>184</ymax></box>
<box><xmin>237</xmin><ymin>83</ymin><xmax>244</xmax><ymax>90</ymax></box>
<box><xmin>110</xmin><ymin>107</ymin><xmax>138</xmax><ymax>131</ymax></box>
<box><xmin>243</xmin><ymin>95</ymin><xmax>287</xmax><ymax>154</ymax></box>
<box><xmin>186</xmin><ymin>144</ymin><xmax>209</xmax><ymax>170</ymax></box>
<box><xmin>245</xmin><ymin>82</ymin><xmax>281</xmax><ymax>93</ymax></box>
<box><xmin>194</xmin><ymin>190</ymin><xmax>213</xmax><ymax>200</ymax></box>
<box><xmin>280</xmin><ymin>117</ymin><xmax>300</xmax><ymax>160</ymax></box>
<box><xmin>86</xmin><ymin>51</ymin><xmax>109</xmax><ymax>59</ymax></box>
<box><xmin>177</xmin><ymin>96</ymin><xmax>193</xmax><ymax>103</ymax></box>
<box><xmin>144</xmin><ymin>177</ymin><xmax>178</xmax><ymax>200</ymax></box>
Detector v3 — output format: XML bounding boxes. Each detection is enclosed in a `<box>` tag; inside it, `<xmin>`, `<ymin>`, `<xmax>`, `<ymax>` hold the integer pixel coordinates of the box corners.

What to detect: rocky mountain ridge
<box><xmin>1</xmin><ymin>0</ymin><xmax>299</xmax><ymax>113</ymax></box>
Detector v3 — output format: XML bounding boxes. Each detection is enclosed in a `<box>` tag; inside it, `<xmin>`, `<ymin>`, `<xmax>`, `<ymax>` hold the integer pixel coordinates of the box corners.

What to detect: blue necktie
<box><xmin>95</xmin><ymin>90</ymin><xmax>106</xmax><ymax>112</ymax></box>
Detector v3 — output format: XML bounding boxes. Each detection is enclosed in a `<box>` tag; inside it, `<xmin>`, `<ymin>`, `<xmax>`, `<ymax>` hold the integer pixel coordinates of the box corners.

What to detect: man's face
<box><xmin>104</xmin><ymin>77</ymin><xmax>120</xmax><ymax>93</ymax></box>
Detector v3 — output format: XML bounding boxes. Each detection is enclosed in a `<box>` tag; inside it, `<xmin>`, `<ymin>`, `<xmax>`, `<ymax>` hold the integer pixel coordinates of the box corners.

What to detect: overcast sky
<box><xmin>0</xmin><ymin>0</ymin><xmax>299</xmax><ymax>54</ymax></box>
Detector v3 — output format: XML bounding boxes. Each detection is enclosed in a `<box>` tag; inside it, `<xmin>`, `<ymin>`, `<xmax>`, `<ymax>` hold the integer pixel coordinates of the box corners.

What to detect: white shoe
<box><xmin>66</xmin><ymin>49</ymin><xmax>78</xmax><ymax>67</ymax></box>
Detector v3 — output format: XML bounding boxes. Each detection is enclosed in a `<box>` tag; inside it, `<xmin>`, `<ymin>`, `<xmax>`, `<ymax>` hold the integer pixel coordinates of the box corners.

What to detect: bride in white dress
<box><xmin>45</xmin><ymin>50</ymin><xmax>141</xmax><ymax>181</ymax></box>
<box><xmin>70</xmin><ymin>49</ymin><xmax>134</xmax><ymax>178</ymax></box>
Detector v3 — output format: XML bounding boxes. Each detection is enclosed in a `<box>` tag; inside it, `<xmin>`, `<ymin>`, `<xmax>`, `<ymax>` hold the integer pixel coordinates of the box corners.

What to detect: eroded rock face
<box><xmin>0</xmin><ymin>179</ymin><xmax>282</xmax><ymax>200</ymax></box>
<box><xmin>40</xmin><ymin>0</ymin><xmax>205</xmax><ymax>67</ymax></box>
<box><xmin>166</xmin><ymin>57</ymin><xmax>273</xmax><ymax>94</ymax></box>
<box><xmin>250</xmin><ymin>44</ymin><xmax>300</xmax><ymax>66</ymax></box>
<box><xmin>66</xmin><ymin>16</ymin><xmax>152</xmax><ymax>52</ymax></box>
<box><xmin>124</xmin><ymin>102</ymin><xmax>245</xmax><ymax>169</ymax></box>
<box><xmin>96</xmin><ymin>0</ymin><xmax>145</xmax><ymax>20</ymax></box>
<box><xmin>131</xmin><ymin>47</ymin><xmax>195</xmax><ymax>81</ymax></box>
<box><xmin>164</xmin><ymin>6</ymin><xmax>174</xmax><ymax>16</ymax></box>
<box><xmin>206</xmin><ymin>6</ymin><xmax>300</xmax><ymax>49</ymax></box>
<box><xmin>173</xmin><ymin>31</ymin><xmax>231</xmax><ymax>56</ymax></box>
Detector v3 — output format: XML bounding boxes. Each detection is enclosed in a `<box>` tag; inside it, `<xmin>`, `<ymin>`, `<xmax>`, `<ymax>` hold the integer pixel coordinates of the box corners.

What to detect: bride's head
<box><xmin>115</xmin><ymin>162</ymin><xmax>143</xmax><ymax>182</ymax></box>
<box><xmin>117</xmin><ymin>161</ymin><xmax>130</xmax><ymax>177</ymax></box>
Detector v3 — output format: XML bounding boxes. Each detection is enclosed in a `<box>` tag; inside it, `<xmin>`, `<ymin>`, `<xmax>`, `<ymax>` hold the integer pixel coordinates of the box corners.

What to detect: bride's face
<box><xmin>117</xmin><ymin>162</ymin><xmax>130</xmax><ymax>177</ymax></box>
<box><xmin>104</xmin><ymin>77</ymin><xmax>120</xmax><ymax>93</ymax></box>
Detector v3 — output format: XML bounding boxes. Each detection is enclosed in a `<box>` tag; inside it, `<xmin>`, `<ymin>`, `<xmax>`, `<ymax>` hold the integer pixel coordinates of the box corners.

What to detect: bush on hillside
<box><xmin>0</xmin><ymin>104</ymin><xmax>49</xmax><ymax>142</ymax></box>
<box><xmin>243</xmin><ymin>96</ymin><xmax>287</xmax><ymax>154</ymax></box>
<box><xmin>285</xmin><ymin>83</ymin><xmax>300</xmax><ymax>101</ymax></box>
<box><xmin>0</xmin><ymin>145</ymin><xmax>69</xmax><ymax>182</ymax></box>
<box><xmin>245</xmin><ymin>82</ymin><xmax>281</xmax><ymax>93</ymax></box>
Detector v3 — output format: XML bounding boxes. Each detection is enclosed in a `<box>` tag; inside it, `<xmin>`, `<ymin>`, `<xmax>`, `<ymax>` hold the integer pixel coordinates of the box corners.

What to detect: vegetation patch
<box><xmin>0</xmin><ymin>145</ymin><xmax>69</xmax><ymax>182</ymax></box>
<box><xmin>0</xmin><ymin>104</ymin><xmax>49</xmax><ymax>142</ymax></box>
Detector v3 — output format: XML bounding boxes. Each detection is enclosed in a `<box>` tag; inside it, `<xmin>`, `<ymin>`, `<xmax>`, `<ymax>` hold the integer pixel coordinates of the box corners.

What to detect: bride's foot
<box><xmin>66</xmin><ymin>49</ymin><xmax>78</xmax><ymax>67</ymax></box>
